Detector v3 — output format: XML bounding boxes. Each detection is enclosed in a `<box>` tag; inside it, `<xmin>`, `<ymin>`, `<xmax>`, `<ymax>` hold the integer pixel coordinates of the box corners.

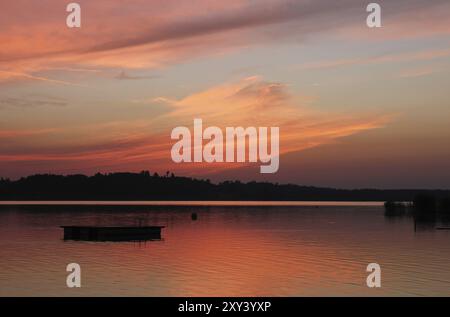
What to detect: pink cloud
<box><xmin>0</xmin><ymin>77</ymin><xmax>393</xmax><ymax>177</ymax></box>
<box><xmin>1</xmin><ymin>0</ymin><xmax>448</xmax><ymax>82</ymax></box>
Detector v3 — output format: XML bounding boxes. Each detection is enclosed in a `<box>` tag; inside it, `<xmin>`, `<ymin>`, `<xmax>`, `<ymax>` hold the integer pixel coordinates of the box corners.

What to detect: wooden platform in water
<box><xmin>61</xmin><ymin>225</ymin><xmax>164</xmax><ymax>241</ymax></box>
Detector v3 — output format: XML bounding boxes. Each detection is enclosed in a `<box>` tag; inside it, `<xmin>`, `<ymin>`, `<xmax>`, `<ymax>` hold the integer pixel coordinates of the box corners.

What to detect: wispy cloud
<box><xmin>0</xmin><ymin>128</ymin><xmax>59</xmax><ymax>139</ymax></box>
<box><xmin>0</xmin><ymin>94</ymin><xmax>67</xmax><ymax>109</ymax></box>
<box><xmin>160</xmin><ymin>77</ymin><xmax>392</xmax><ymax>155</ymax></box>
<box><xmin>0</xmin><ymin>70</ymin><xmax>81</xmax><ymax>86</ymax></box>
<box><xmin>1</xmin><ymin>0</ymin><xmax>449</xmax><ymax>82</ymax></box>
<box><xmin>115</xmin><ymin>70</ymin><xmax>158</xmax><ymax>80</ymax></box>
<box><xmin>298</xmin><ymin>48</ymin><xmax>450</xmax><ymax>71</ymax></box>
<box><xmin>398</xmin><ymin>66</ymin><xmax>440</xmax><ymax>79</ymax></box>
<box><xmin>0</xmin><ymin>77</ymin><xmax>393</xmax><ymax>176</ymax></box>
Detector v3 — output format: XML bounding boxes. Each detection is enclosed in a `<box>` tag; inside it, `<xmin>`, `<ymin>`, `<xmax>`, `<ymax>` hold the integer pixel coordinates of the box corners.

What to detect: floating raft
<box><xmin>61</xmin><ymin>225</ymin><xmax>164</xmax><ymax>241</ymax></box>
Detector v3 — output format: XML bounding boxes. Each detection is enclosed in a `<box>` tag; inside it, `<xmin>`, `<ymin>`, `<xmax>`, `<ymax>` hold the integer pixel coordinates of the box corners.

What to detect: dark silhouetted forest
<box><xmin>1</xmin><ymin>171</ymin><xmax>449</xmax><ymax>201</ymax></box>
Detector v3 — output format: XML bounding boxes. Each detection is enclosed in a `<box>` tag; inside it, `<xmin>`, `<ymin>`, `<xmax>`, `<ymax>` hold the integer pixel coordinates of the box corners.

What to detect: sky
<box><xmin>1</xmin><ymin>0</ymin><xmax>450</xmax><ymax>188</ymax></box>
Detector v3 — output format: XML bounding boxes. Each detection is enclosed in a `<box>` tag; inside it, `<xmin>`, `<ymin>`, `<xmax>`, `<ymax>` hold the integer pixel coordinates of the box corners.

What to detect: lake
<box><xmin>0</xmin><ymin>202</ymin><xmax>449</xmax><ymax>296</ymax></box>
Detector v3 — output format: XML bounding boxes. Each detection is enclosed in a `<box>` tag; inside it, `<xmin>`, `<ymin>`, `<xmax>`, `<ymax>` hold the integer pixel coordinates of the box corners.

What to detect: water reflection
<box><xmin>1</xmin><ymin>204</ymin><xmax>450</xmax><ymax>296</ymax></box>
<box><xmin>384</xmin><ymin>199</ymin><xmax>450</xmax><ymax>232</ymax></box>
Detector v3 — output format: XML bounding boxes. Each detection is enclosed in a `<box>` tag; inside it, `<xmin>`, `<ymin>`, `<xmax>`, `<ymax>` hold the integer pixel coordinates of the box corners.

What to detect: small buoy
<box><xmin>191</xmin><ymin>213</ymin><xmax>198</xmax><ymax>221</ymax></box>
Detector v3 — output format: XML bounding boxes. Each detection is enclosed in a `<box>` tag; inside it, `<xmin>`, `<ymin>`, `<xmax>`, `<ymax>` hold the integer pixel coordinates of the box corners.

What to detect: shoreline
<box><xmin>0</xmin><ymin>200</ymin><xmax>385</xmax><ymax>206</ymax></box>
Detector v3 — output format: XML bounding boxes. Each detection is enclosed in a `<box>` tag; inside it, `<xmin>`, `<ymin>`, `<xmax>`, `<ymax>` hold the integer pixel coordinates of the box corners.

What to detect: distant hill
<box><xmin>1</xmin><ymin>171</ymin><xmax>449</xmax><ymax>201</ymax></box>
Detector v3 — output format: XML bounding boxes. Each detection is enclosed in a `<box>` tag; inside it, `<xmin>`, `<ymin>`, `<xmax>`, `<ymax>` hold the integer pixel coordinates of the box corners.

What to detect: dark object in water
<box><xmin>61</xmin><ymin>226</ymin><xmax>164</xmax><ymax>241</ymax></box>
<box><xmin>436</xmin><ymin>227</ymin><xmax>450</xmax><ymax>230</ymax></box>
<box><xmin>191</xmin><ymin>212</ymin><xmax>198</xmax><ymax>221</ymax></box>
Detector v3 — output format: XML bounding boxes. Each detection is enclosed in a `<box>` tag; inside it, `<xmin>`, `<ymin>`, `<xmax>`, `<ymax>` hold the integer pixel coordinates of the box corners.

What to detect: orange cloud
<box><xmin>0</xmin><ymin>77</ymin><xmax>393</xmax><ymax>177</ymax></box>
<box><xmin>0</xmin><ymin>70</ymin><xmax>80</xmax><ymax>85</ymax></box>
<box><xmin>2</xmin><ymin>0</ymin><xmax>448</xmax><ymax>84</ymax></box>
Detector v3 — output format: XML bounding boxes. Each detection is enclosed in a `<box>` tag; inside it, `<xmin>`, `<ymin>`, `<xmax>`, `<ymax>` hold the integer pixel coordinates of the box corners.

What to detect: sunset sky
<box><xmin>1</xmin><ymin>0</ymin><xmax>450</xmax><ymax>188</ymax></box>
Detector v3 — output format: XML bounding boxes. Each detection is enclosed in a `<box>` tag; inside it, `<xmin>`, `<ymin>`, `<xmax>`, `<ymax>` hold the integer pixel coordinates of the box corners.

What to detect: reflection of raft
<box><xmin>61</xmin><ymin>226</ymin><xmax>164</xmax><ymax>241</ymax></box>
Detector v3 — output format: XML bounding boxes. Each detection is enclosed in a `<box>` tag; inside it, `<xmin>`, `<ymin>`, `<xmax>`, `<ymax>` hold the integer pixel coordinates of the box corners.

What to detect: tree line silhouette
<box><xmin>1</xmin><ymin>171</ymin><xmax>449</xmax><ymax>201</ymax></box>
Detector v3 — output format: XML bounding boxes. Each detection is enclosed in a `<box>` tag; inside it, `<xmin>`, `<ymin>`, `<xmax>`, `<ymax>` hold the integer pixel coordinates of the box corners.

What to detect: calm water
<box><xmin>0</xmin><ymin>202</ymin><xmax>449</xmax><ymax>296</ymax></box>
